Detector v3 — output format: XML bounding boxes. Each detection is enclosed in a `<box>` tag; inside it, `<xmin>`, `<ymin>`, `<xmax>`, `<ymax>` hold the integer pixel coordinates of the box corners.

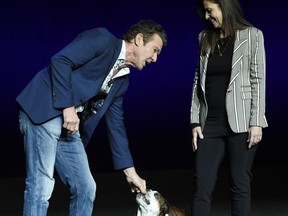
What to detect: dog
<box><xmin>136</xmin><ymin>189</ymin><xmax>190</xmax><ymax>216</ymax></box>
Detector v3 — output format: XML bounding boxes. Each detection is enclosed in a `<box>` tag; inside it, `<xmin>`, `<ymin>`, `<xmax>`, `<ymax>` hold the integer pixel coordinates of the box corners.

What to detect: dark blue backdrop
<box><xmin>1</xmin><ymin>0</ymin><xmax>287</xmax><ymax>177</ymax></box>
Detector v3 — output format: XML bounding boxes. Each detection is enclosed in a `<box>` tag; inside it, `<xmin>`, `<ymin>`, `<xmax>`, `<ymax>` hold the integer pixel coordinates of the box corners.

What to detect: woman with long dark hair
<box><xmin>190</xmin><ymin>0</ymin><xmax>268</xmax><ymax>215</ymax></box>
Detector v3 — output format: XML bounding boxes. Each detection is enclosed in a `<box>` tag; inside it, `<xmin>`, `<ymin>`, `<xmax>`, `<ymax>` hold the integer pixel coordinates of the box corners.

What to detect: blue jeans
<box><xmin>19</xmin><ymin>110</ymin><xmax>96</xmax><ymax>216</ymax></box>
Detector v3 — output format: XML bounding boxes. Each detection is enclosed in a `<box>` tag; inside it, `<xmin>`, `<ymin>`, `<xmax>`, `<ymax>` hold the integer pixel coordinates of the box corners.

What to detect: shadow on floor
<box><xmin>1</xmin><ymin>166</ymin><xmax>287</xmax><ymax>215</ymax></box>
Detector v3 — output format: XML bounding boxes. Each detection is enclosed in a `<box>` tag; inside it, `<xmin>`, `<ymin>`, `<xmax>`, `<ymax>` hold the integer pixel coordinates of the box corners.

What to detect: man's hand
<box><xmin>123</xmin><ymin>167</ymin><xmax>146</xmax><ymax>194</ymax></box>
<box><xmin>63</xmin><ymin>106</ymin><xmax>80</xmax><ymax>134</ymax></box>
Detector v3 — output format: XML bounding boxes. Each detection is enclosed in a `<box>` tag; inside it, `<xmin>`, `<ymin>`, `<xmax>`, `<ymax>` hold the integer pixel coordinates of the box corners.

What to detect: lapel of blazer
<box><xmin>229</xmin><ymin>28</ymin><xmax>250</xmax><ymax>85</ymax></box>
<box><xmin>199</xmin><ymin>51</ymin><xmax>210</xmax><ymax>94</ymax></box>
<box><xmin>200</xmin><ymin>28</ymin><xmax>251</xmax><ymax>90</ymax></box>
<box><xmin>80</xmin><ymin>76</ymin><xmax>129</xmax><ymax>146</ymax></box>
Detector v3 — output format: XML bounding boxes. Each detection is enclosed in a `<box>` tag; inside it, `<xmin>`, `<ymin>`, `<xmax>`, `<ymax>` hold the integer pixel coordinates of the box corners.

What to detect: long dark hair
<box><xmin>197</xmin><ymin>0</ymin><xmax>252</xmax><ymax>54</ymax></box>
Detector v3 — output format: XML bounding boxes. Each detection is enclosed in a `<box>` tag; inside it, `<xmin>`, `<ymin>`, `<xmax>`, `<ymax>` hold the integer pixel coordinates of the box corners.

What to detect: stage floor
<box><xmin>1</xmin><ymin>166</ymin><xmax>287</xmax><ymax>216</ymax></box>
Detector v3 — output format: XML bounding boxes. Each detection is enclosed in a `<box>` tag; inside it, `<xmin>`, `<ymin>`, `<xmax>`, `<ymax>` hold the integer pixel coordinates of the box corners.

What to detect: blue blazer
<box><xmin>16</xmin><ymin>28</ymin><xmax>134</xmax><ymax>170</ymax></box>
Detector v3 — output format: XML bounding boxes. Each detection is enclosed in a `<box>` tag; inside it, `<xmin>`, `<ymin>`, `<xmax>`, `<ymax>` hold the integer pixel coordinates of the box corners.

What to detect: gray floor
<box><xmin>1</xmin><ymin>166</ymin><xmax>287</xmax><ymax>216</ymax></box>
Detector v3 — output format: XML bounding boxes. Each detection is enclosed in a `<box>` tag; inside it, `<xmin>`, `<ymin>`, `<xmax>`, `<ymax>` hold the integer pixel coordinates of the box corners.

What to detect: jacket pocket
<box><xmin>240</xmin><ymin>85</ymin><xmax>252</xmax><ymax>100</ymax></box>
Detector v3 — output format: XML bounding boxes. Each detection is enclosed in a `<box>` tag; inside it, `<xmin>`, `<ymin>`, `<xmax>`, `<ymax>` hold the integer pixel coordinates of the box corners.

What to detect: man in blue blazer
<box><xmin>16</xmin><ymin>19</ymin><xmax>167</xmax><ymax>216</ymax></box>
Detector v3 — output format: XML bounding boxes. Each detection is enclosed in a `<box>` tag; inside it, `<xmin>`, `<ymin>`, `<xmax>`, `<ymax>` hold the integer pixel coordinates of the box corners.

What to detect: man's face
<box><xmin>131</xmin><ymin>34</ymin><xmax>163</xmax><ymax>70</ymax></box>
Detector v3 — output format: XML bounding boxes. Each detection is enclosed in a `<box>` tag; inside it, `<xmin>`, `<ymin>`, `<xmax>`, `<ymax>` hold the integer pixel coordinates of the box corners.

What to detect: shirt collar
<box><xmin>114</xmin><ymin>40</ymin><xmax>130</xmax><ymax>78</ymax></box>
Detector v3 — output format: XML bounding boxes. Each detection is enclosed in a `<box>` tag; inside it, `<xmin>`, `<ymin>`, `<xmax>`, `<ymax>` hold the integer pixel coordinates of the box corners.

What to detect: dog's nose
<box><xmin>144</xmin><ymin>196</ymin><xmax>150</xmax><ymax>205</ymax></box>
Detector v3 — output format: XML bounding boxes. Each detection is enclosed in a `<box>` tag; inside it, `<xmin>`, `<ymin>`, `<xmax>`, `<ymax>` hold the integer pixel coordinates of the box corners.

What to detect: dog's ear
<box><xmin>168</xmin><ymin>206</ymin><xmax>191</xmax><ymax>216</ymax></box>
<box><xmin>136</xmin><ymin>207</ymin><xmax>142</xmax><ymax>216</ymax></box>
<box><xmin>160</xmin><ymin>201</ymin><xmax>169</xmax><ymax>216</ymax></box>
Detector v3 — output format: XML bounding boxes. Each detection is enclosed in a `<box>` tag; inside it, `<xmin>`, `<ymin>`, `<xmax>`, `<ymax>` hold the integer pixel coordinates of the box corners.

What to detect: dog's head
<box><xmin>136</xmin><ymin>189</ymin><xmax>169</xmax><ymax>216</ymax></box>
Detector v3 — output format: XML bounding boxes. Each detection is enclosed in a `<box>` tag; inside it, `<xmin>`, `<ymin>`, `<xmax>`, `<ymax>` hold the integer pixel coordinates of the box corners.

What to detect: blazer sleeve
<box><xmin>104</xmin><ymin>77</ymin><xmax>134</xmax><ymax>170</ymax></box>
<box><xmin>190</xmin><ymin>31</ymin><xmax>205</xmax><ymax>126</ymax></box>
<box><xmin>249</xmin><ymin>28</ymin><xmax>268</xmax><ymax>127</ymax></box>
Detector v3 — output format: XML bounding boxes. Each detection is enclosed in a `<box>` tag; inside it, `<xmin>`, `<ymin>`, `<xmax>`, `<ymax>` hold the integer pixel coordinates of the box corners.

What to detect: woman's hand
<box><xmin>248</xmin><ymin>126</ymin><xmax>262</xmax><ymax>148</ymax></box>
<box><xmin>192</xmin><ymin>126</ymin><xmax>204</xmax><ymax>151</ymax></box>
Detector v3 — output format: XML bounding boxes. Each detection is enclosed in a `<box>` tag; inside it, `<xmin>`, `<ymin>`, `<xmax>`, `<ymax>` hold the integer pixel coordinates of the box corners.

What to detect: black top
<box><xmin>204</xmin><ymin>37</ymin><xmax>234</xmax><ymax>136</ymax></box>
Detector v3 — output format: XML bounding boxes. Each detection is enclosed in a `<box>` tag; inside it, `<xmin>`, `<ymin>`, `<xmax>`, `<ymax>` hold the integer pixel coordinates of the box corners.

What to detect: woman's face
<box><xmin>203</xmin><ymin>0</ymin><xmax>223</xmax><ymax>29</ymax></box>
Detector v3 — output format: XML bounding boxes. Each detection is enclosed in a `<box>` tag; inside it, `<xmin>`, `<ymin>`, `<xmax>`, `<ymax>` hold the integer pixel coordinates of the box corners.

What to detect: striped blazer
<box><xmin>190</xmin><ymin>27</ymin><xmax>268</xmax><ymax>133</ymax></box>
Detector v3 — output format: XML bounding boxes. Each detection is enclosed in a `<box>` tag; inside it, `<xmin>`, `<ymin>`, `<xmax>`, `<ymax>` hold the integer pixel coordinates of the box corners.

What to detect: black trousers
<box><xmin>191</xmin><ymin>121</ymin><xmax>258</xmax><ymax>216</ymax></box>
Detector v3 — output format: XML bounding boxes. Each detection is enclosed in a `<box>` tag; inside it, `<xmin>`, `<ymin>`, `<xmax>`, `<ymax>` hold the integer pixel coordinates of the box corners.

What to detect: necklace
<box><xmin>217</xmin><ymin>37</ymin><xmax>230</xmax><ymax>56</ymax></box>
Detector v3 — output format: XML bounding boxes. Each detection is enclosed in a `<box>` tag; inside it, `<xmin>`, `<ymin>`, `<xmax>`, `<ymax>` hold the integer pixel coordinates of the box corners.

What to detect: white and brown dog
<box><xmin>136</xmin><ymin>189</ymin><xmax>190</xmax><ymax>216</ymax></box>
